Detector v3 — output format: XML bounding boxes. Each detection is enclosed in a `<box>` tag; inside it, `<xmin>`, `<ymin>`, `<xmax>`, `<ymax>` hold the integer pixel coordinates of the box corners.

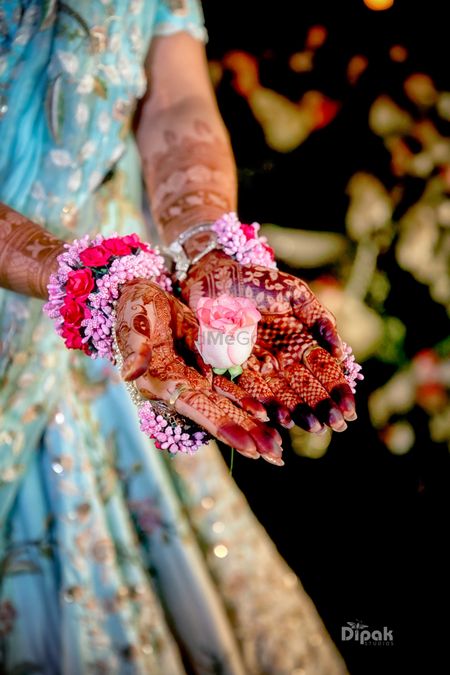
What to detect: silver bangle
<box><xmin>163</xmin><ymin>222</ymin><xmax>218</xmax><ymax>281</ymax></box>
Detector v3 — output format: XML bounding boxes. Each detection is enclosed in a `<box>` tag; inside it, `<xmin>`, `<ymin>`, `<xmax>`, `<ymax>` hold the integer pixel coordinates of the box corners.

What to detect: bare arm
<box><xmin>135</xmin><ymin>32</ymin><xmax>237</xmax><ymax>256</ymax></box>
<box><xmin>0</xmin><ymin>202</ymin><xmax>64</xmax><ymax>299</ymax></box>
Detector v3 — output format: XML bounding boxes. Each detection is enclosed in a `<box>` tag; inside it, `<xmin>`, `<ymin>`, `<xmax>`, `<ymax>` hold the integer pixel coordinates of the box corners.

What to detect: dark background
<box><xmin>203</xmin><ymin>2</ymin><xmax>449</xmax><ymax>674</ymax></box>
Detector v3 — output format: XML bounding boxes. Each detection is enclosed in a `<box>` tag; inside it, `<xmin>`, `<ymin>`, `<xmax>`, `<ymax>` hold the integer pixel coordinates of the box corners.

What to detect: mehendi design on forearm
<box><xmin>0</xmin><ymin>202</ymin><xmax>64</xmax><ymax>299</ymax></box>
<box><xmin>139</xmin><ymin>118</ymin><xmax>237</xmax><ymax>245</ymax></box>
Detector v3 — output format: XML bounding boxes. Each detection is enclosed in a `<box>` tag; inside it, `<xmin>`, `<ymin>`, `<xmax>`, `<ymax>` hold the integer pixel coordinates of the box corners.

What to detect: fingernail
<box><xmin>239</xmin><ymin>449</ymin><xmax>260</xmax><ymax>460</ymax></box>
<box><xmin>327</xmin><ymin>408</ymin><xmax>347</xmax><ymax>432</ymax></box>
<box><xmin>334</xmin><ymin>422</ymin><xmax>348</xmax><ymax>432</ymax></box>
<box><xmin>249</xmin><ymin>427</ymin><xmax>283</xmax><ymax>456</ymax></box>
<box><xmin>346</xmin><ymin>411</ymin><xmax>358</xmax><ymax>422</ymax></box>
<box><xmin>331</xmin><ymin>384</ymin><xmax>356</xmax><ymax>417</ymax></box>
<box><xmin>262</xmin><ymin>455</ymin><xmax>285</xmax><ymax>467</ymax></box>
<box><xmin>220</xmin><ymin>423</ymin><xmax>258</xmax><ymax>457</ymax></box>
<box><xmin>276</xmin><ymin>405</ymin><xmax>293</xmax><ymax>428</ymax></box>
<box><xmin>293</xmin><ymin>404</ymin><xmax>322</xmax><ymax>433</ymax></box>
<box><xmin>255</xmin><ymin>421</ymin><xmax>283</xmax><ymax>445</ymax></box>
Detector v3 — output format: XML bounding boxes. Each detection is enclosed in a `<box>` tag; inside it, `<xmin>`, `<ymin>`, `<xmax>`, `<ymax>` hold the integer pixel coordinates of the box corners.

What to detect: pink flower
<box><xmin>65</xmin><ymin>268</ymin><xmax>94</xmax><ymax>299</ymax></box>
<box><xmin>196</xmin><ymin>294</ymin><xmax>261</xmax><ymax>370</ymax></box>
<box><xmin>60</xmin><ymin>296</ymin><xmax>85</xmax><ymax>327</ymax></box>
<box><xmin>102</xmin><ymin>237</ymin><xmax>132</xmax><ymax>256</ymax></box>
<box><xmin>79</xmin><ymin>244</ymin><xmax>111</xmax><ymax>267</ymax></box>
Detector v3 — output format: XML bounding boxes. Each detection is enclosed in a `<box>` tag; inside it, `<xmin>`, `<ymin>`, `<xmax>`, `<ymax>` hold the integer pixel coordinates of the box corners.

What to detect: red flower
<box><xmin>79</xmin><ymin>244</ymin><xmax>111</xmax><ymax>267</ymax></box>
<box><xmin>61</xmin><ymin>297</ymin><xmax>85</xmax><ymax>327</ymax></box>
<box><xmin>61</xmin><ymin>324</ymin><xmax>84</xmax><ymax>350</ymax></box>
<box><xmin>262</xmin><ymin>242</ymin><xmax>275</xmax><ymax>260</ymax></box>
<box><xmin>103</xmin><ymin>237</ymin><xmax>132</xmax><ymax>256</ymax></box>
<box><xmin>241</xmin><ymin>223</ymin><xmax>256</xmax><ymax>240</ymax></box>
<box><xmin>65</xmin><ymin>268</ymin><xmax>94</xmax><ymax>300</ymax></box>
<box><xmin>122</xmin><ymin>233</ymin><xmax>152</xmax><ymax>252</ymax></box>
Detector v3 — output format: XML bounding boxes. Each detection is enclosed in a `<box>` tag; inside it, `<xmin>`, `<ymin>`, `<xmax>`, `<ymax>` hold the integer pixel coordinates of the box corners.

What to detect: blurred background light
<box><xmin>363</xmin><ymin>0</ymin><xmax>394</xmax><ymax>10</ymax></box>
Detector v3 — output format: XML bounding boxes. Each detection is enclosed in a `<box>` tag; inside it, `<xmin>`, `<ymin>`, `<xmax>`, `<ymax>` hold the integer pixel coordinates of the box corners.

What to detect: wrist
<box><xmin>164</xmin><ymin>212</ymin><xmax>277</xmax><ymax>284</ymax></box>
<box><xmin>41</xmin><ymin>243</ymin><xmax>66</xmax><ymax>299</ymax></box>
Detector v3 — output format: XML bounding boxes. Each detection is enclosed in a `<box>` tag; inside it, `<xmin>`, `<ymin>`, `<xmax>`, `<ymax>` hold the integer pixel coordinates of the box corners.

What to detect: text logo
<box><xmin>341</xmin><ymin>620</ymin><xmax>394</xmax><ymax>646</ymax></box>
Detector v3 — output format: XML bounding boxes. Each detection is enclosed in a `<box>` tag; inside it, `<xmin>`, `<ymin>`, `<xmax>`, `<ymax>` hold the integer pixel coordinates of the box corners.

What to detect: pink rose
<box><xmin>65</xmin><ymin>268</ymin><xmax>94</xmax><ymax>300</ymax></box>
<box><xmin>102</xmin><ymin>237</ymin><xmax>132</xmax><ymax>256</ymax></box>
<box><xmin>60</xmin><ymin>296</ymin><xmax>85</xmax><ymax>327</ymax></box>
<box><xmin>196</xmin><ymin>294</ymin><xmax>261</xmax><ymax>370</ymax></box>
<box><xmin>79</xmin><ymin>244</ymin><xmax>111</xmax><ymax>267</ymax></box>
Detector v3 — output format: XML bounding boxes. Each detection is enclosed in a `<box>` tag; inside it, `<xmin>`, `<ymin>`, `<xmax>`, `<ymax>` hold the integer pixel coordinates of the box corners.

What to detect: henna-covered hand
<box><xmin>115</xmin><ymin>278</ymin><xmax>285</xmax><ymax>465</ymax></box>
<box><xmin>180</xmin><ymin>251</ymin><xmax>356</xmax><ymax>433</ymax></box>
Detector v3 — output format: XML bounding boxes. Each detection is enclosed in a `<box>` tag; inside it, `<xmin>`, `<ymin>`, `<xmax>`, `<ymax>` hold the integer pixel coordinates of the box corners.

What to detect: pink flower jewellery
<box><xmin>44</xmin><ymin>233</ymin><xmax>208</xmax><ymax>454</ymax></box>
<box><xmin>211</xmin><ymin>211</ymin><xmax>277</xmax><ymax>268</ymax></box>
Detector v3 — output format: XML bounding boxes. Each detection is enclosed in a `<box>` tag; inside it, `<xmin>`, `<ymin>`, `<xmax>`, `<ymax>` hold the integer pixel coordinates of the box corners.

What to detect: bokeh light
<box><xmin>363</xmin><ymin>0</ymin><xmax>394</xmax><ymax>10</ymax></box>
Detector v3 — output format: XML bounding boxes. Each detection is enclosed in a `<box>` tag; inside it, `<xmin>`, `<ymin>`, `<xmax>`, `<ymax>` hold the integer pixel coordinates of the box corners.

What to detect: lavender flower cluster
<box><xmin>138</xmin><ymin>402</ymin><xmax>208</xmax><ymax>454</ymax></box>
<box><xmin>212</xmin><ymin>212</ymin><xmax>277</xmax><ymax>269</ymax></box>
<box><xmin>342</xmin><ymin>342</ymin><xmax>364</xmax><ymax>393</ymax></box>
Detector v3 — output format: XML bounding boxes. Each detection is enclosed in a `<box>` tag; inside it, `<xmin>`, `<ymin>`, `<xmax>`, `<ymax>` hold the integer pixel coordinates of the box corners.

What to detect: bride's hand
<box><xmin>181</xmin><ymin>251</ymin><xmax>357</xmax><ymax>433</ymax></box>
<box><xmin>115</xmin><ymin>278</ymin><xmax>285</xmax><ymax>465</ymax></box>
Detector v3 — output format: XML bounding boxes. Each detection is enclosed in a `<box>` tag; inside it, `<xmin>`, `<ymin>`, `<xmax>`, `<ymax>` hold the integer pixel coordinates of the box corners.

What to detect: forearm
<box><xmin>135</xmin><ymin>34</ymin><xmax>237</xmax><ymax>256</ymax></box>
<box><xmin>136</xmin><ymin>96</ymin><xmax>237</xmax><ymax>251</ymax></box>
<box><xmin>0</xmin><ymin>202</ymin><xmax>64</xmax><ymax>299</ymax></box>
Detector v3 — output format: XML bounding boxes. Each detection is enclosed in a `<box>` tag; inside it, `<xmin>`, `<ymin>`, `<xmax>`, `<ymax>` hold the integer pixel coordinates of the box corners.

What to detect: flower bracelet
<box><xmin>44</xmin><ymin>233</ymin><xmax>208</xmax><ymax>454</ymax></box>
<box><xmin>165</xmin><ymin>211</ymin><xmax>363</xmax><ymax>392</ymax></box>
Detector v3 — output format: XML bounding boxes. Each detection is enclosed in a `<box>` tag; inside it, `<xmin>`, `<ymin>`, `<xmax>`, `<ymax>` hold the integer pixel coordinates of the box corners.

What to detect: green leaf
<box><xmin>228</xmin><ymin>365</ymin><xmax>243</xmax><ymax>380</ymax></box>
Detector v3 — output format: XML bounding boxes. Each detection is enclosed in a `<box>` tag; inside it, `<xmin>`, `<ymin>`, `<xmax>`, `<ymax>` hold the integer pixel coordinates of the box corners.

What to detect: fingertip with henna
<box><xmin>317</xmin><ymin>319</ymin><xmax>343</xmax><ymax>359</ymax></box>
<box><xmin>241</xmin><ymin>396</ymin><xmax>269</xmax><ymax>421</ymax></box>
<box><xmin>268</xmin><ymin>403</ymin><xmax>294</xmax><ymax>428</ymax></box>
<box><xmin>315</xmin><ymin>399</ymin><xmax>347</xmax><ymax>432</ymax></box>
<box><xmin>331</xmin><ymin>383</ymin><xmax>356</xmax><ymax>420</ymax></box>
<box><xmin>219</xmin><ymin>423</ymin><xmax>259</xmax><ymax>458</ymax></box>
<box><xmin>293</xmin><ymin>403</ymin><xmax>323</xmax><ymax>433</ymax></box>
<box><xmin>248</xmin><ymin>425</ymin><xmax>284</xmax><ymax>457</ymax></box>
<box><xmin>261</xmin><ymin>454</ymin><xmax>285</xmax><ymax>467</ymax></box>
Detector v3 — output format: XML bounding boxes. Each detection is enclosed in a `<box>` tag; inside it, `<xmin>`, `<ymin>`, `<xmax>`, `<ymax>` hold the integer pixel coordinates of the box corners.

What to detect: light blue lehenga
<box><xmin>0</xmin><ymin>2</ymin><xmax>347</xmax><ymax>673</ymax></box>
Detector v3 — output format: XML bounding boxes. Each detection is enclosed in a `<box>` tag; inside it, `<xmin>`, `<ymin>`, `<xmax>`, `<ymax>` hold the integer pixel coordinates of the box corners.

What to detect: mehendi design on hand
<box><xmin>181</xmin><ymin>250</ymin><xmax>356</xmax><ymax>432</ymax></box>
<box><xmin>115</xmin><ymin>278</ymin><xmax>284</xmax><ymax>463</ymax></box>
<box><xmin>0</xmin><ymin>203</ymin><xmax>64</xmax><ymax>299</ymax></box>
